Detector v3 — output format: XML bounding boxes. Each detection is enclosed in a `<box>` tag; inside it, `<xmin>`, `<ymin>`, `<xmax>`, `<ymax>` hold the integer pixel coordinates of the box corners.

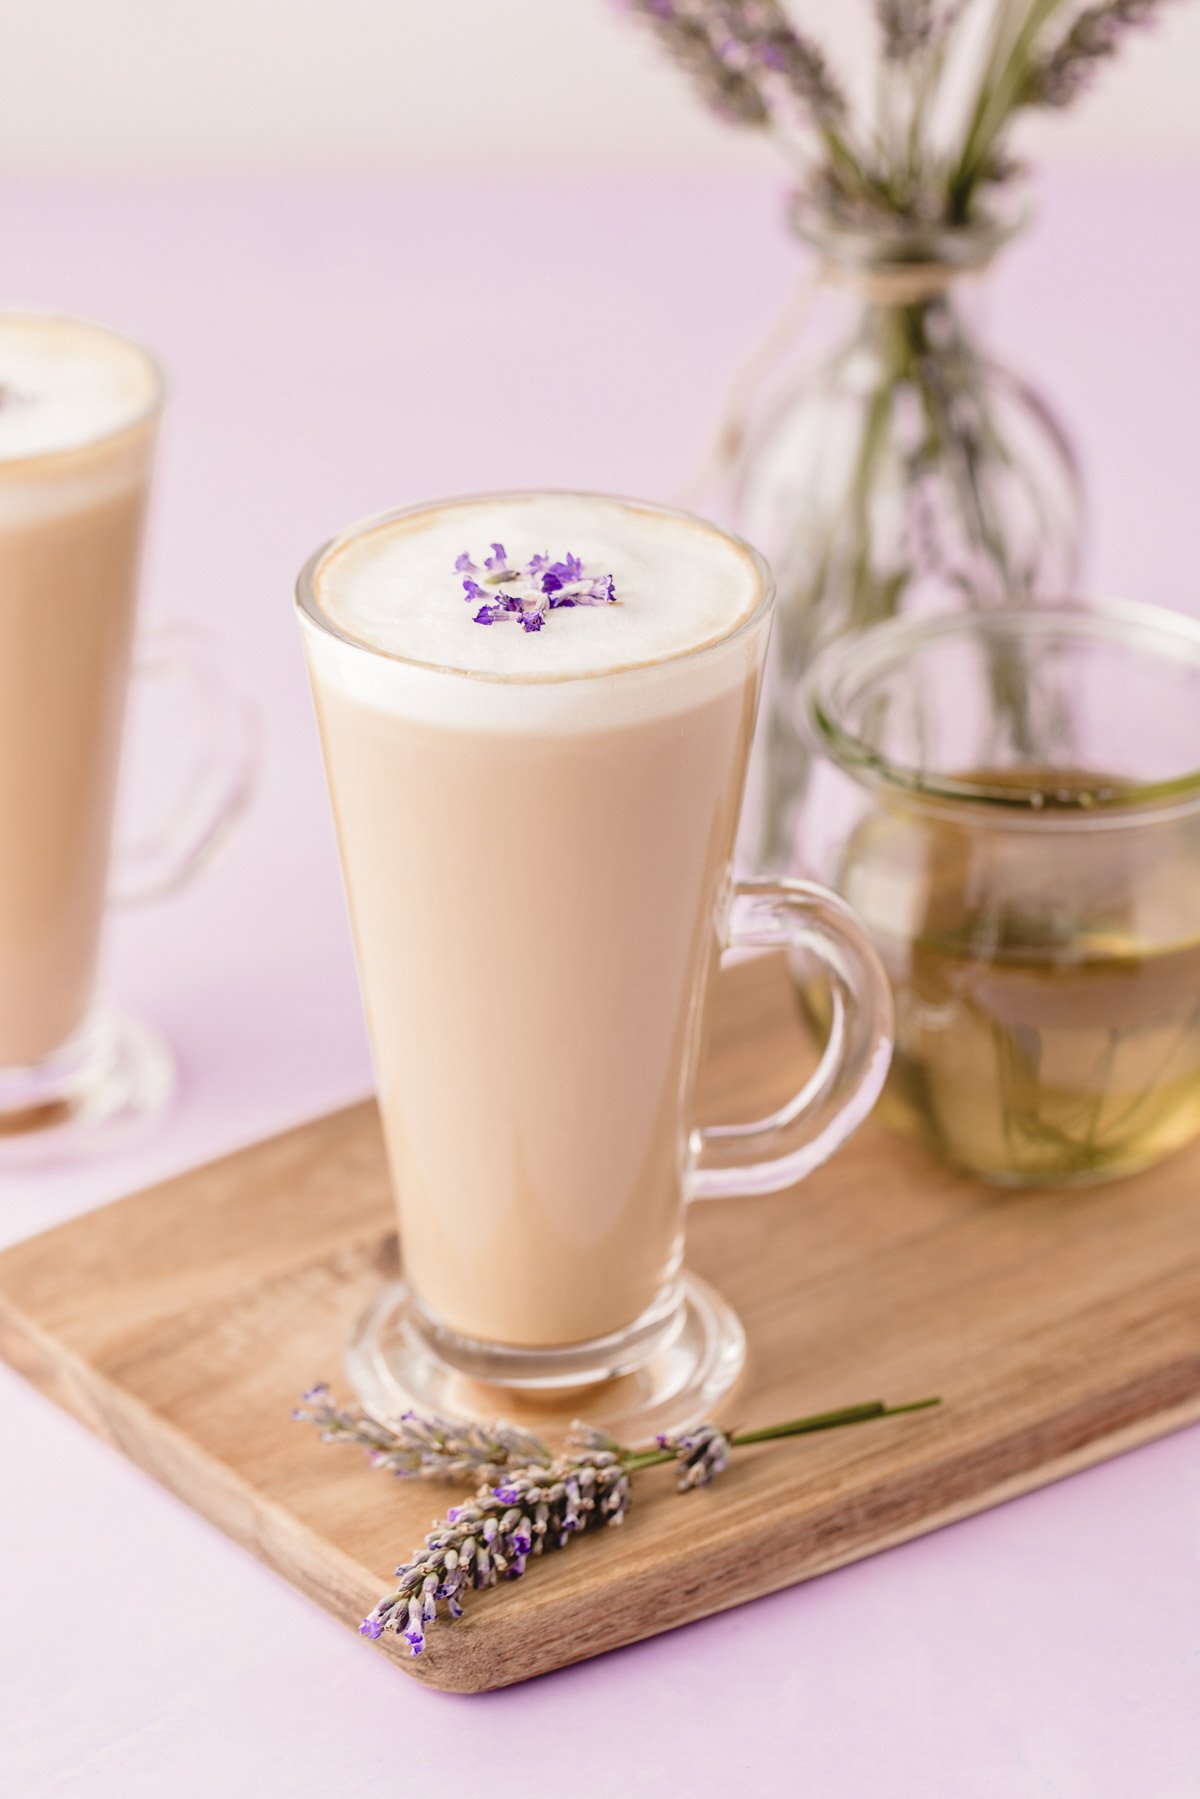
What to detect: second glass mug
<box><xmin>0</xmin><ymin>314</ymin><xmax>256</xmax><ymax>1160</ymax></box>
<box><xmin>297</xmin><ymin>492</ymin><xmax>893</xmax><ymax>1435</ymax></box>
<box><xmin>800</xmin><ymin>601</ymin><xmax>1200</xmax><ymax>1187</ymax></box>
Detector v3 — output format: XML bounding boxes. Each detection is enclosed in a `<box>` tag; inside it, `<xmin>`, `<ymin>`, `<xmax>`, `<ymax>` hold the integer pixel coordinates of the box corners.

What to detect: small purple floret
<box><xmin>454</xmin><ymin>552</ymin><xmax>477</xmax><ymax>573</ymax></box>
<box><xmin>359</xmin><ymin>1617</ymin><xmax>383</xmax><ymax>1639</ymax></box>
<box><xmin>541</xmin><ymin>554</ymin><xmax>584</xmax><ymax>591</ymax></box>
<box><xmin>520</xmin><ymin>610</ymin><xmax>544</xmax><ymax>633</ymax></box>
<box><xmin>484</xmin><ymin>541</ymin><xmax>508</xmax><ymax>570</ymax></box>
<box><xmin>493</xmin><ymin>1484</ymin><xmax>521</xmax><ymax>1504</ymax></box>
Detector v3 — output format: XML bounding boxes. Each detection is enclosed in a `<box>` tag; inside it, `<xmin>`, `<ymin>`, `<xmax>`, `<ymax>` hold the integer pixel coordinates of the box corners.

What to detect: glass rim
<box><xmin>803</xmin><ymin>599</ymin><xmax>1200</xmax><ymax>824</ymax></box>
<box><xmin>294</xmin><ymin>489</ymin><xmax>775</xmax><ymax>688</ymax></box>
<box><xmin>0</xmin><ymin>311</ymin><xmax>165</xmax><ymax>471</ymax></box>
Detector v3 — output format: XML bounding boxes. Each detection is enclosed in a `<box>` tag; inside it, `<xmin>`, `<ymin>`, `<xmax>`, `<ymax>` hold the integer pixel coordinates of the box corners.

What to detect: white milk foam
<box><xmin>0</xmin><ymin>317</ymin><xmax>161</xmax><ymax>528</ymax></box>
<box><xmin>304</xmin><ymin>494</ymin><xmax>769</xmax><ymax>733</ymax></box>
<box><xmin>0</xmin><ymin>316</ymin><xmax>159</xmax><ymax>462</ymax></box>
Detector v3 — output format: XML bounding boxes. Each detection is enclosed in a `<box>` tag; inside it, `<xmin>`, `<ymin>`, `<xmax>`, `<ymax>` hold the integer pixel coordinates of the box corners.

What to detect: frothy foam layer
<box><xmin>310</xmin><ymin>494</ymin><xmax>764</xmax><ymax>681</ymax></box>
<box><xmin>0</xmin><ymin>316</ymin><xmax>161</xmax><ymax>463</ymax></box>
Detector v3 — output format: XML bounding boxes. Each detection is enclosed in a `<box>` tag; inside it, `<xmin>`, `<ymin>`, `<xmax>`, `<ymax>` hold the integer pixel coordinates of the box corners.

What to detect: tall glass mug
<box><xmin>0</xmin><ymin>315</ymin><xmax>255</xmax><ymax>1161</ymax></box>
<box><xmin>297</xmin><ymin>492</ymin><xmax>892</xmax><ymax>1434</ymax></box>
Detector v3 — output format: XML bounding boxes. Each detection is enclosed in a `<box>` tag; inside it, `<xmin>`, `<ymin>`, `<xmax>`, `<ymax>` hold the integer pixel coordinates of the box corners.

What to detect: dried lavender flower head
<box><xmin>361</xmin><ymin>1445</ymin><xmax>632</xmax><ymax>1656</ymax></box>
<box><xmin>658</xmin><ymin>1421</ymin><xmax>732</xmax><ymax>1488</ymax></box>
<box><xmin>619</xmin><ymin>1</ymin><xmax>772</xmax><ymax>128</ymax></box>
<box><xmin>621</xmin><ymin>1</ymin><xmax>849</xmax><ymax>132</ymax></box>
<box><xmin>292</xmin><ymin>1386</ymin><xmax>553</xmax><ymax>1483</ymax></box>
<box><xmin>876</xmin><ymin>0</ymin><xmax>937</xmax><ymax>61</ymax></box>
<box><xmin>1021</xmin><ymin>0</ymin><xmax>1173</xmax><ymax>109</ymax></box>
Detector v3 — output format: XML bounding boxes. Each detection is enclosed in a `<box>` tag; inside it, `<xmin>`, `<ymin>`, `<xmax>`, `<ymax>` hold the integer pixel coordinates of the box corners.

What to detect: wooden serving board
<box><xmin>3</xmin><ymin>955</ymin><xmax>1200</xmax><ymax>1693</ymax></box>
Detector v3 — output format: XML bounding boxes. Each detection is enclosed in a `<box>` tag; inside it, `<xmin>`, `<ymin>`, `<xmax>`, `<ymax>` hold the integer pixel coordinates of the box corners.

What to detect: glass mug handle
<box><xmin>688</xmin><ymin>877</ymin><xmax>893</xmax><ymax>1200</ymax></box>
<box><xmin>109</xmin><ymin>620</ymin><xmax>259</xmax><ymax>905</ymax></box>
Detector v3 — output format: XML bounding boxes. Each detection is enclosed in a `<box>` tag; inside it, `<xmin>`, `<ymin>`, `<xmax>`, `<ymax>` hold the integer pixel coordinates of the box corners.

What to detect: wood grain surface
<box><xmin>3</xmin><ymin>954</ymin><xmax>1200</xmax><ymax>1693</ymax></box>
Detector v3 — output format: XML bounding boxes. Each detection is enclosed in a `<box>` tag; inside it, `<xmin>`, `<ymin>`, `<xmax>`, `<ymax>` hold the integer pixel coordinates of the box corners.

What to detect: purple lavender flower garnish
<box><xmin>540</xmin><ymin>553</ymin><xmax>584</xmax><ymax>592</ymax></box>
<box><xmin>453</xmin><ymin>545</ymin><xmax>618</xmax><ymax>633</ymax></box>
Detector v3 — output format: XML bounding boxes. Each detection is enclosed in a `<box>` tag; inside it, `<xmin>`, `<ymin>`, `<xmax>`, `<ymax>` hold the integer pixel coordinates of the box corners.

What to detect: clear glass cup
<box><xmin>297</xmin><ymin>492</ymin><xmax>893</xmax><ymax>1437</ymax></box>
<box><xmin>801</xmin><ymin>601</ymin><xmax>1200</xmax><ymax>1187</ymax></box>
<box><xmin>0</xmin><ymin>315</ymin><xmax>256</xmax><ymax>1164</ymax></box>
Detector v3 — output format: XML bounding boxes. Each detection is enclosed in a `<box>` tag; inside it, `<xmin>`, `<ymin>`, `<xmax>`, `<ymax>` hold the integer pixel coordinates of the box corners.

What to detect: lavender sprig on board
<box><xmin>291</xmin><ymin>1385</ymin><xmax>553</xmax><ymax>1483</ymax></box>
<box><xmin>299</xmin><ymin>1389</ymin><xmax>941</xmax><ymax>1654</ymax></box>
<box><xmin>456</xmin><ymin>545</ymin><xmax>618</xmax><ymax>632</ymax></box>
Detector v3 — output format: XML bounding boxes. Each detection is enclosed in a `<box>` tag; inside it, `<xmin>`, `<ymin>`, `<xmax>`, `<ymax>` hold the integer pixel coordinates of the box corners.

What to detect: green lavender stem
<box><xmin>621</xmin><ymin>1395</ymin><xmax>941</xmax><ymax>1473</ymax></box>
<box><xmin>948</xmin><ymin>0</ymin><xmax>1068</xmax><ymax>217</ymax></box>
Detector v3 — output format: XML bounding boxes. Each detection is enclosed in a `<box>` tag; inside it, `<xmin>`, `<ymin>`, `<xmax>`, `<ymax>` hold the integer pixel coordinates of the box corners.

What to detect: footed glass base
<box><xmin>345</xmin><ymin>1271</ymin><xmax>746</xmax><ymax>1448</ymax></box>
<box><xmin>0</xmin><ymin>1010</ymin><xmax>175</xmax><ymax>1169</ymax></box>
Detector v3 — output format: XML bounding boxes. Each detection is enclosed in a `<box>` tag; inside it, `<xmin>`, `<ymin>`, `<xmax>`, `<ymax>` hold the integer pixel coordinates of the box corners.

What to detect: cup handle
<box><xmin>109</xmin><ymin>620</ymin><xmax>259</xmax><ymax>906</ymax></box>
<box><xmin>687</xmin><ymin>877</ymin><xmax>893</xmax><ymax>1200</ymax></box>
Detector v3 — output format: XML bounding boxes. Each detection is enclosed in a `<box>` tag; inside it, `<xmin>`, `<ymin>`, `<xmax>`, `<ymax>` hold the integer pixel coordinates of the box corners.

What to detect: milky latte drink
<box><xmin>0</xmin><ymin>317</ymin><xmax>161</xmax><ymax>1071</ymax></box>
<box><xmin>299</xmin><ymin>494</ymin><xmax>891</xmax><ymax>1420</ymax></box>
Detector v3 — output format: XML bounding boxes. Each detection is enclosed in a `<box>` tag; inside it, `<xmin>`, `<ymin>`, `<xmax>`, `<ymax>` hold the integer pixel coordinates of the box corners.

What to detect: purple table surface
<box><xmin>2</xmin><ymin>170</ymin><xmax>1199</xmax><ymax>1799</ymax></box>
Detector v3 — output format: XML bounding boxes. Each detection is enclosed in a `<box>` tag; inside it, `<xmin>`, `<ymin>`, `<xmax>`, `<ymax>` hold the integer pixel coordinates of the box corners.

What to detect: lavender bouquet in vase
<box><xmin>619</xmin><ymin>0</ymin><xmax>1172</xmax><ymax>871</ymax></box>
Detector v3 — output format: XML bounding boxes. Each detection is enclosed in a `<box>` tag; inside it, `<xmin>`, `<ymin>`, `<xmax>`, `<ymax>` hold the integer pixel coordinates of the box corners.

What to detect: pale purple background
<box><xmin>2</xmin><ymin>172</ymin><xmax>1199</xmax><ymax>1797</ymax></box>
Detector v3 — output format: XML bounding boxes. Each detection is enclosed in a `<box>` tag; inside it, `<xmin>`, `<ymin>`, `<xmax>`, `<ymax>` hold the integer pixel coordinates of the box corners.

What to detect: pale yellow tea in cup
<box><xmin>803</xmin><ymin>606</ymin><xmax>1200</xmax><ymax>1187</ymax></box>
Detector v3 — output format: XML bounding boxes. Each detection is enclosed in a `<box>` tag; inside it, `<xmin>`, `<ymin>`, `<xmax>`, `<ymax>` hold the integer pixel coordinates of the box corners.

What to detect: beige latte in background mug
<box><xmin>297</xmin><ymin>492</ymin><xmax>893</xmax><ymax>1436</ymax></box>
<box><xmin>0</xmin><ymin>314</ymin><xmax>255</xmax><ymax>1159</ymax></box>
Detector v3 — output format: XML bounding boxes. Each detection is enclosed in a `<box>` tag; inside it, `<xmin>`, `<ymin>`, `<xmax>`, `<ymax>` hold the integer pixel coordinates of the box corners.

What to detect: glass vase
<box><xmin>724</xmin><ymin>203</ymin><xmax>1084</xmax><ymax>874</ymax></box>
